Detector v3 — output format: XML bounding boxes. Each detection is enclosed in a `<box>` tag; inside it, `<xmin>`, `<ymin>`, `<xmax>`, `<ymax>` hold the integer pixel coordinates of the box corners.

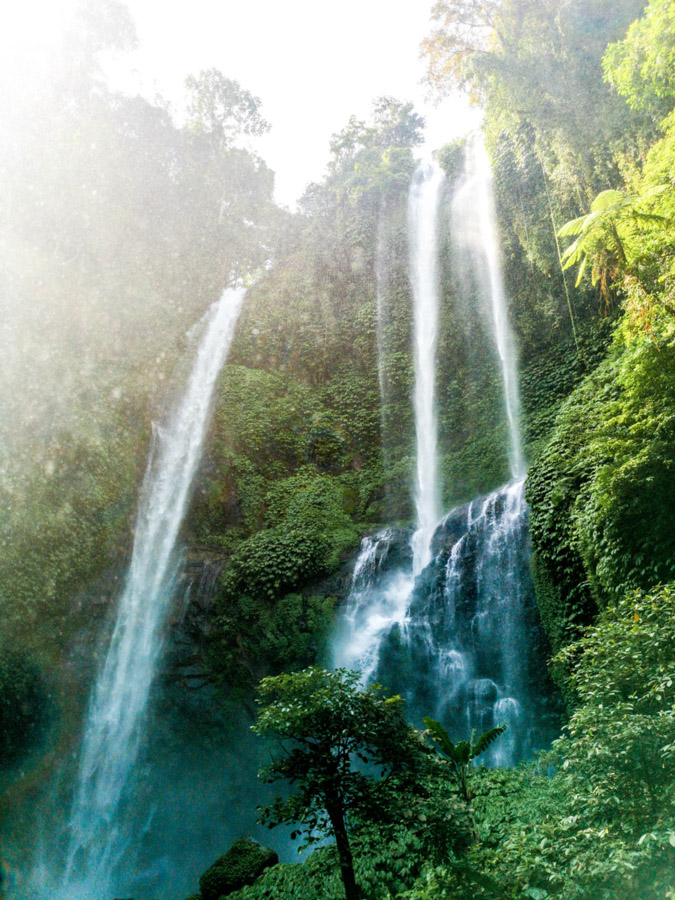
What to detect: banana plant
<box><xmin>423</xmin><ymin>716</ymin><xmax>506</xmax><ymax>803</ymax></box>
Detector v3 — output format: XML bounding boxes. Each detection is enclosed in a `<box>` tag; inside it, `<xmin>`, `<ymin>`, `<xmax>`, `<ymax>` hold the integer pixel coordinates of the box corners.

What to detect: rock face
<box><xmin>198</xmin><ymin>837</ymin><xmax>279</xmax><ymax>899</ymax></box>
<box><xmin>160</xmin><ymin>556</ymin><xmax>225</xmax><ymax>717</ymax></box>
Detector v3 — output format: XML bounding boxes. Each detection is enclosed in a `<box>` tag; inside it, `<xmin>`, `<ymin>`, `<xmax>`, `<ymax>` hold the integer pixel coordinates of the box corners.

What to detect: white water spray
<box><xmin>409</xmin><ymin>160</ymin><xmax>445</xmax><ymax>573</ymax></box>
<box><xmin>453</xmin><ymin>134</ymin><xmax>524</xmax><ymax>478</ymax></box>
<box><xmin>331</xmin><ymin>161</ymin><xmax>446</xmax><ymax>675</ymax></box>
<box><xmin>58</xmin><ymin>287</ymin><xmax>245</xmax><ymax>898</ymax></box>
<box><xmin>375</xmin><ymin>205</ymin><xmax>389</xmax><ymax>416</ymax></box>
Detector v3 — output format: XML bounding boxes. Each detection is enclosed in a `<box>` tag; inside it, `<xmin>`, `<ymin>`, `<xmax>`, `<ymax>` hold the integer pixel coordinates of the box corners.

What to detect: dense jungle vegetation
<box><xmin>3</xmin><ymin>0</ymin><xmax>675</xmax><ymax>897</ymax></box>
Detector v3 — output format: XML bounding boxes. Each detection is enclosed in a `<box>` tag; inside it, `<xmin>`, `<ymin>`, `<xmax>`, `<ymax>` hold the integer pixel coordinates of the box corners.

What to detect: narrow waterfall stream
<box><xmin>333</xmin><ymin>143</ymin><xmax>557</xmax><ymax>760</ymax></box>
<box><xmin>53</xmin><ymin>287</ymin><xmax>245</xmax><ymax>899</ymax></box>
<box><xmin>409</xmin><ymin>161</ymin><xmax>445</xmax><ymax>574</ymax></box>
<box><xmin>333</xmin><ymin>161</ymin><xmax>445</xmax><ymax>675</ymax></box>
<box><xmin>452</xmin><ymin>134</ymin><xmax>525</xmax><ymax>478</ymax></box>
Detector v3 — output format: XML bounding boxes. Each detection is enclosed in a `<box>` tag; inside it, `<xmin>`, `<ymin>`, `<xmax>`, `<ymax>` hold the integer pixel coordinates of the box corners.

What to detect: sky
<box><xmin>2</xmin><ymin>0</ymin><xmax>479</xmax><ymax>207</ymax></box>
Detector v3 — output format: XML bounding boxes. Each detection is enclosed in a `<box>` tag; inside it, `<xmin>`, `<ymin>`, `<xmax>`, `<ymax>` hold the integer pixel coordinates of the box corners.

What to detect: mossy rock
<box><xmin>198</xmin><ymin>837</ymin><xmax>279</xmax><ymax>900</ymax></box>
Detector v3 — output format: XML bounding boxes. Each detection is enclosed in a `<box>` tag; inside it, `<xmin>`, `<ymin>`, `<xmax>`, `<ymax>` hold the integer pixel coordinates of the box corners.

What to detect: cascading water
<box><xmin>333</xmin><ymin>141</ymin><xmax>558</xmax><ymax>761</ymax></box>
<box><xmin>332</xmin><ymin>162</ymin><xmax>445</xmax><ymax>675</ymax></box>
<box><xmin>409</xmin><ymin>161</ymin><xmax>445</xmax><ymax>574</ymax></box>
<box><xmin>376</xmin><ymin>479</ymin><xmax>558</xmax><ymax>763</ymax></box>
<box><xmin>53</xmin><ymin>287</ymin><xmax>245</xmax><ymax>899</ymax></box>
<box><xmin>452</xmin><ymin>134</ymin><xmax>525</xmax><ymax>478</ymax></box>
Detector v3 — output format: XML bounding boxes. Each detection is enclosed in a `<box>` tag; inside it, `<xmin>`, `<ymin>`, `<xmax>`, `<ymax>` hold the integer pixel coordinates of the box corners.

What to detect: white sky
<box><xmin>3</xmin><ymin>0</ymin><xmax>479</xmax><ymax>207</ymax></box>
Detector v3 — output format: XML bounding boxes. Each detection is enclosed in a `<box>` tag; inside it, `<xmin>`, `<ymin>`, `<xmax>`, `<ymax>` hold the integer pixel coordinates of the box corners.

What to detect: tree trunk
<box><xmin>326</xmin><ymin>800</ymin><xmax>359</xmax><ymax>900</ymax></box>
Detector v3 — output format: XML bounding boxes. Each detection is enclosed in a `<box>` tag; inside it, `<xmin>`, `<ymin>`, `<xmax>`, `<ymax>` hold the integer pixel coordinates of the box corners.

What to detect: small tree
<box><xmin>253</xmin><ymin>667</ymin><xmax>422</xmax><ymax>900</ymax></box>
<box><xmin>423</xmin><ymin>717</ymin><xmax>506</xmax><ymax>804</ymax></box>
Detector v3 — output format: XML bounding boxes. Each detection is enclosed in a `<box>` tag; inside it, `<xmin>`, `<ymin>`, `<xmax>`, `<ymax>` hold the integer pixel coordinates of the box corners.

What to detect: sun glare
<box><xmin>0</xmin><ymin>0</ymin><xmax>77</xmax><ymax>78</ymax></box>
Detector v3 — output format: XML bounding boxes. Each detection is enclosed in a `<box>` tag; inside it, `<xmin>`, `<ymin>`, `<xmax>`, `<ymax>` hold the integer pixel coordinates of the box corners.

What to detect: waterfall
<box><xmin>57</xmin><ymin>286</ymin><xmax>245</xmax><ymax>898</ymax></box>
<box><xmin>376</xmin><ymin>479</ymin><xmax>558</xmax><ymax>764</ymax></box>
<box><xmin>332</xmin><ymin>161</ymin><xmax>445</xmax><ymax>675</ymax></box>
<box><xmin>375</xmin><ymin>204</ymin><xmax>389</xmax><ymax>418</ymax></box>
<box><xmin>331</xmin><ymin>529</ymin><xmax>414</xmax><ymax>680</ymax></box>
<box><xmin>332</xmin><ymin>141</ymin><xmax>558</xmax><ymax>762</ymax></box>
<box><xmin>452</xmin><ymin>134</ymin><xmax>525</xmax><ymax>479</ymax></box>
<box><xmin>409</xmin><ymin>161</ymin><xmax>445</xmax><ymax>574</ymax></box>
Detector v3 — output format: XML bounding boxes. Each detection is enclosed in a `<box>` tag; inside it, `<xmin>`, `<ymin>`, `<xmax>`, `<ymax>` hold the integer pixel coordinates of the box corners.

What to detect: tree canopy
<box><xmin>253</xmin><ymin>667</ymin><xmax>423</xmax><ymax>900</ymax></box>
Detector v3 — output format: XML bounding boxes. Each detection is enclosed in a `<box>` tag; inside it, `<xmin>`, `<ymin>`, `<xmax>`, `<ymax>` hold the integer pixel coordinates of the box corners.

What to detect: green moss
<box><xmin>199</xmin><ymin>837</ymin><xmax>278</xmax><ymax>900</ymax></box>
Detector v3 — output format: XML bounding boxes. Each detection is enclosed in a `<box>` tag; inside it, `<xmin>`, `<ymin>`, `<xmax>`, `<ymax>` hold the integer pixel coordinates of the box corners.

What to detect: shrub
<box><xmin>199</xmin><ymin>837</ymin><xmax>279</xmax><ymax>900</ymax></box>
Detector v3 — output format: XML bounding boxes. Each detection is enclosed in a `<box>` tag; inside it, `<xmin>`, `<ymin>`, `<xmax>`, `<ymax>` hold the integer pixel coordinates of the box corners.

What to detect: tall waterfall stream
<box><xmin>41</xmin><ymin>287</ymin><xmax>245</xmax><ymax>899</ymax></box>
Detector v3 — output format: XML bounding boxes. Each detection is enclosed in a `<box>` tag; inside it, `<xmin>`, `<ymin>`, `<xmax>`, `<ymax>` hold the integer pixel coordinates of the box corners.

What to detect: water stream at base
<box><xmin>42</xmin><ymin>287</ymin><xmax>245</xmax><ymax>899</ymax></box>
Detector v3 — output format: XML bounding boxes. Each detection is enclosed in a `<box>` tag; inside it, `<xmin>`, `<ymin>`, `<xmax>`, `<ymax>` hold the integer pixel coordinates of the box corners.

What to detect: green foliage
<box><xmin>403</xmin><ymin>584</ymin><xmax>675</xmax><ymax>900</ymax></box>
<box><xmin>209</xmin><ymin>589</ymin><xmax>337</xmax><ymax>692</ymax></box>
<box><xmin>213</xmin><ymin>473</ymin><xmax>358</xmax><ymax>611</ymax></box>
<box><xmin>253</xmin><ymin>667</ymin><xmax>427</xmax><ymax>900</ymax></box>
<box><xmin>558</xmin><ymin>187</ymin><xmax>670</xmax><ymax>299</ymax></box>
<box><xmin>423</xmin><ymin>717</ymin><xmax>506</xmax><ymax>803</ymax></box>
<box><xmin>528</xmin><ymin>310</ymin><xmax>675</xmax><ymax>657</ymax></box>
<box><xmin>604</xmin><ymin>0</ymin><xmax>675</xmax><ymax>118</ymax></box>
<box><xmin>425</xmin><ymin>0</ymin><xmax>651</xmax><ymax>200</ymax></box>
<box><xmin>229</xmin><ymin>812</ymin><xmax>469</xmax><ymax>900</ymax></box>
<box><xmin>0</xmin><ymin>5</ymin><xmax>280</xmax><ymax>666</ymax></box>
<box><xmin>253</xmin><ymin>668</ymin><xmax>422</xmax><ymax>839</ymax></box>
<box><xmin>526</xmin><ymin>367</ymin><xmax>606</xmax><ymax>652</ymax></box>
<box><xmin>520</xmin><ymin>317</ymin><xmax>614</xmax><ymax>460</ymax></box>
<box><xmin>497</xmin><ymin>585</ymin><xmax>675</xmax><ymax>899</ymax></box>
<box><xmin>186</xmin><ymin>69</ymin><xmax>270</xmax><ymax>144</ymax></box>
<box><xmin>0</xmin><ymin>406</ymin><xmax>142</xmax><ymax>645</ymax></box>
<box><xmin>198</xmin><ymin>837</ymin><xmax>278</xmax><ymax>900</ymax></box>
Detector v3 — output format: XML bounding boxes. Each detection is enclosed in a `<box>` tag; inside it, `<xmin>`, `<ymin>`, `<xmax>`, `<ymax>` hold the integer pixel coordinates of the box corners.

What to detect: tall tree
<box><xmin>253</xmin><ymin>667</ymin><xmax>423</xmax><ymax>900</ymax></box>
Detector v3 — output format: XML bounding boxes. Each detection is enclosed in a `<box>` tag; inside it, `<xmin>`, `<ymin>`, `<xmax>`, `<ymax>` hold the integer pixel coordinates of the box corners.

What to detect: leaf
<box><xmin>557</xmin><ymin>214</ymin><xmax>588</xmax><ymax>238</ymax></box>
<box><xmin>423</xmin><ymin>716</ymin><xmax>459</xmax><ymax>760</ymax></box>
<box><xmin>471</xmin><ymin>724</ymin><xmax>507</xmax><ymax>760</ymax></box>
<box><xmin>446</xmin><ymin>860</ymin><xmax>511</xmax><ymax>898</ymax></box>
<box><xmin>454</xmin><ymin>740</ymin><xmax>472</xmax><ymax>765</ymax></box>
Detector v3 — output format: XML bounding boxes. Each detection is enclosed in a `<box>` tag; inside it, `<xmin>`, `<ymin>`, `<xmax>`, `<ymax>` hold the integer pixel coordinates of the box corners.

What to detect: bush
<box><xmin>199</xmin><ymin>838</ymin><xmax>279</xmax><ymax>900</ymax></box>
<box><xmin>527</xmin><ymin>316</ymin><xmax>675</xmax><ymax>656</ymax></box>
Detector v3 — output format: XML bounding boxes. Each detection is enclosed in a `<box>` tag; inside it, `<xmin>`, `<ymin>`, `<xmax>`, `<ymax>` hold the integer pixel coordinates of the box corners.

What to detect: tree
<box><xmin>253</xmin><ymin>667</ymin><xmax>423</xmax><ymax>900</ymax></box>
<box><xmin>185</xmin><ymin>68</ymin><xmax>269</xmax><ymax>147</ymax></box>
<box><xmin>421</xmin><ymin>0</ymin><xmax>501</xmax><ymax>95</ymax></box>
<box><xmin>423</xmin><ymin>718</ymin><xmax>506</xmax><ymax>804</ymax></box>
<box><xmin>603</xmin><ymin>0</ymin><xmax>675</xmax><ymax>120</ymax></box>
<box><xmin>328</xmin><ymin>97</ymin><xmax>424</xmax><ymax>173</ymax></box>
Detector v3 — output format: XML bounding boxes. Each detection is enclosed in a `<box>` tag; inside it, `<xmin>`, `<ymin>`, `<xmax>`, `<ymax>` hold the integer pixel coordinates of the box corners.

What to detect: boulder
<box><xmin>198</xmin><ymin>837</ymin><xmax>278</xmax><ymax>900</ymax></box>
